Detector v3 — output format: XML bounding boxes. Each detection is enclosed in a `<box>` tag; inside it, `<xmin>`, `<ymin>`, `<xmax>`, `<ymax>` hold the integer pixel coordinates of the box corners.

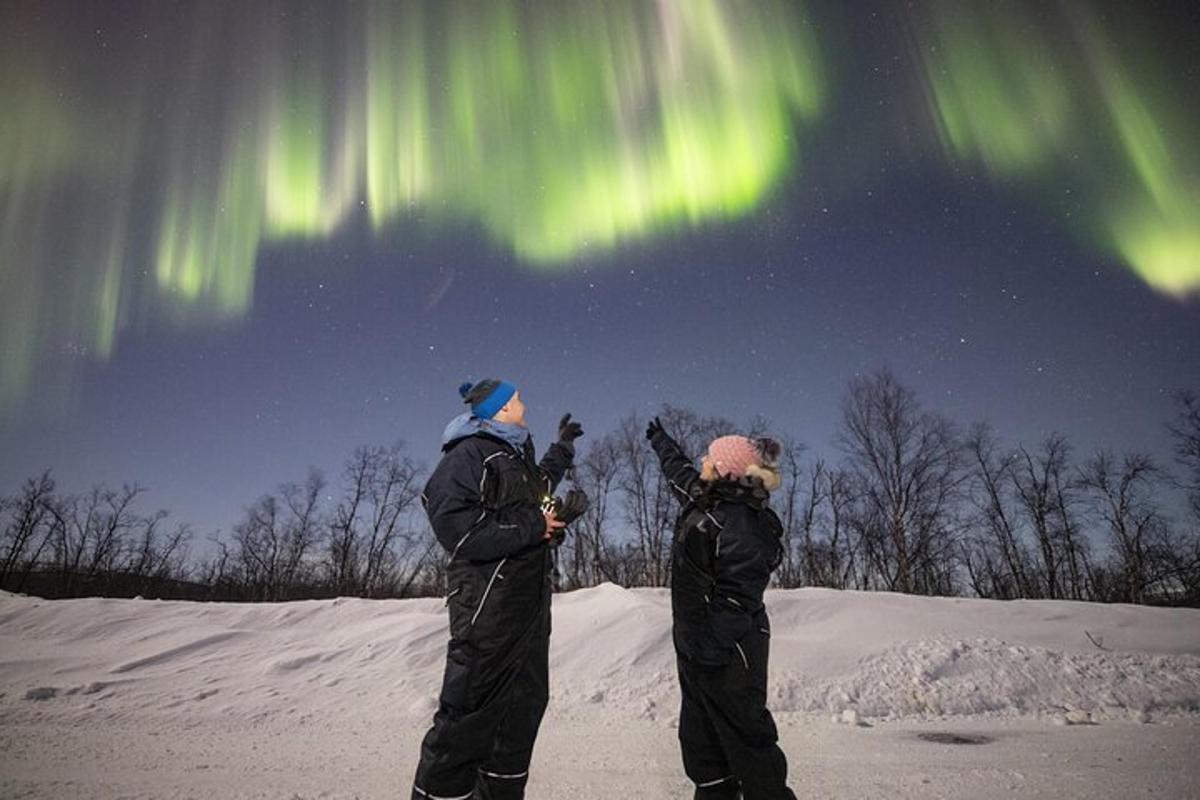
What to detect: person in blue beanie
<box><xmin>411</xmin><ymin>379</ymin><xmax>583</xmax><ymax>800</ymax></box>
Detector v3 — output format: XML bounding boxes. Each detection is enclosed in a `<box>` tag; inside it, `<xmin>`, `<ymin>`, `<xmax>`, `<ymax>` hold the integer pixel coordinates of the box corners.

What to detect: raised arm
<box><xmin>537</xmin><ymin>441</ymin><xmax>575</xmax><ymax>494</ymax></box>
<box><xmin>537</xmin><ymin>413</ymin><xmax>583</xmax><ymax>493</ymax></box>
<box><xmin>646</xmin><ymin>416</ymin><xmax>702</xmax><ymax>506</ymax></box>
<box><xmin>423</xmin><ymin>448</ymin><xmax>545</xmax><ymax>562</ymax></box>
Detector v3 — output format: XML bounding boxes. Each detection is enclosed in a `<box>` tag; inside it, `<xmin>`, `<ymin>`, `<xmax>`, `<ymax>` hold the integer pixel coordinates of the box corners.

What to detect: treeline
<box><xmin>0</xmin><ymin>478</ymin><xmax>193</xmax><ymax>599</ymax></box>
<box><xmin>0</xmin><ymin>445</ymin><xmax>440</xmax><ymax>601</ymax></box>
<box><xmin>557</xmin><ymin>373</ymin><xmax>1200</xmax><ymax>605</ymax></box>
<box><xmin>3</xmin><ymin>371</ymin><xmax>1199</xmax><ymax>605</ymax></box>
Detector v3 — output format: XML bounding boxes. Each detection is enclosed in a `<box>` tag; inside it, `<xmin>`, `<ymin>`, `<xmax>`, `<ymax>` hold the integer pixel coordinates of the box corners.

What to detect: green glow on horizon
<box><xmin>361</xmin><ymin>0</ymin><xmax>823</xmax><ymax>262</ymax></box>
<box><xmin>1091</xmin><ymin>37</ymin><xmax>1200</xmax><ymax>297</ymax></box>
<box><xmin>263</xmin><ymin>72</ymin><xmax>362</xmax><ymax>240</ymax></box>
<box><xmin>365</xmin><ymin>2</ymin><xmax>433</xmax><ymax>222</ymax></box>
<box><xmin>913</xmin><ymin>1</ymin><xmax>1200</xmax><ymax>296</ymax></box>
<box><xmin>4</xmin><ymin>0</ymin><xmax>1197</xmax><ymax>419</ymax></box>
<box><xmin>1</xmin><ymin>52</ymin><xmax>104</xmax><ymax>415</ymax></box>
<box><xmin>0</xmin><ymin>0</ymin><xmax>824</xmax><ymax>413</ymax></box>
<box><xmin>156</xmin><ymin>133</ymin><xmax>261</xmax><ymax>315</ymax></box>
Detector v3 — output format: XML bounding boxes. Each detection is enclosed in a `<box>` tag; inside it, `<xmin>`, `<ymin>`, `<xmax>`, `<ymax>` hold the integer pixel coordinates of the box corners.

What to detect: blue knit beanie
<box><xmin>459</xmin><ymin>379</ymin><xmax>517</xmax><ymax>420</ymax></box>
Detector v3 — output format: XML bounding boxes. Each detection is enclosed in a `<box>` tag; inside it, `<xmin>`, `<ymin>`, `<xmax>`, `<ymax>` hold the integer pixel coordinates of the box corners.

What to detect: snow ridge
<box><xmin>1</xmin><ymin>585</ymin><xmax>1199</xmax><ymax>726</ymax></box>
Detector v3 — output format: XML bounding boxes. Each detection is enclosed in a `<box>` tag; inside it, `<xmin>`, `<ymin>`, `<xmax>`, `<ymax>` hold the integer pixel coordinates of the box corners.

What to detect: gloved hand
<box><xmin>558</xmin><ymin>413</ymin><xmax>584</xmax><ymax>445</ymax></box>
<box><xmin>552</xmin><ymin>488</ymin><xmax>589</xmax><ymax>526</ymax></box>
<box><xmin>645</xmin><ymin>416</ymin><xmax>665</xmax><ymax>441</ymax></box>
<box><xmin>541</xmin><ymin>488</ymin><xmax>589</xmax><ymax>545</ymax></box>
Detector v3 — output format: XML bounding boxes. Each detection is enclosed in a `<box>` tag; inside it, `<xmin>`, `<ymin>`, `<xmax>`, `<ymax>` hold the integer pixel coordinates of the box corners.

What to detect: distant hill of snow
<box><xmin>2</xmin><ymin>584</ymin><xmax>1198</xmax><ymax>725</ymax></box>
<box><xmin>4</xmin><ymin>586</ymin><xmax>1200</xmax><ymax>798</ymax></box>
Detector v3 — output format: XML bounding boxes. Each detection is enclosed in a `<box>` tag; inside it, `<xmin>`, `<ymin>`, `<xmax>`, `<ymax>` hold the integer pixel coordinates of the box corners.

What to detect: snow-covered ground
<box><xmin>1</xmin><ymin>585</ymin><xmax>1199</xmax><ymax>799</ymax></box>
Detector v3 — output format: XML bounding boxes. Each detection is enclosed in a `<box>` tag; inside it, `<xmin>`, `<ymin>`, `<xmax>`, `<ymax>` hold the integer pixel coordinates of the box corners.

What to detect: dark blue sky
<box><xmin>1</xmin><ymin>0</ymin><xmax>1197</xmax><ymax>543</ymax></box>
<box><xmin>5</xmin><ymin>167</ymin><xmax>1197</xmax><ymax>538</ymax></box>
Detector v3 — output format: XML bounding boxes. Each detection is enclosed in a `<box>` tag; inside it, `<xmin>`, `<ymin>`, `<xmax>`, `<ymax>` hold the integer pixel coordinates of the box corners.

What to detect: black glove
<box><xmin>542</xmin><ymin>488</ymin><xmax>589</xmax><ymax>545</ymax></box>
<box><xmin>554</xmin><ymin>488</ymin><xmax>589</xmax><ymax>525</ymax></box>
<box><xmin>645</xmin><ymin>416</ymin><xmax>665</xmax><ymax>441</ymax></box>
<box><xmin>558</xmin><ymin>413</ymin><xmax>584</xmax><ymax>444</ymax></box>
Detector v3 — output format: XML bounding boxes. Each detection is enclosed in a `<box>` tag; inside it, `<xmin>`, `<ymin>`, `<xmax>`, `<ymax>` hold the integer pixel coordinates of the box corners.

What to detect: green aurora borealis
<box><xmin>0</xmin><ymin>0</ymin><xmax>1197</xmax><ymax>417</ymax></box>
<box><xmin>913</xmin><ymin>1</ymin><xmax>1200</xmax><ymax>298</ymax></box>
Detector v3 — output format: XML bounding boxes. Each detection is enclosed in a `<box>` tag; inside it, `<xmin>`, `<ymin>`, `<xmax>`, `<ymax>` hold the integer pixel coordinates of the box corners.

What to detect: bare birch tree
<box><xmin>1080</xmin><ymin>451</ymin><xmax>1170</xmax><ymax>604</ymax></box>
<box><xmin>563</xmin><ymin>431</ymin><xmax>623</xmax><ymax>588</ymax></box>
<box><xmin>0</xmin><ymin>471</ymin><xmax>57</xmax><ymax>591</ymax></box>
<box><xmin>838</xmin><ymin>369</ymin><xmax>963</xmax><ymax>595</ymax></box>
<box><xmin>963</xmin><ymin>423</ymin><xmax>1030</xmax><ymax>598</ymax></box>
<box><xmin>327</xmin><ymin>444</ymin><xmax>429</xmax><ymax>597</ymax></box>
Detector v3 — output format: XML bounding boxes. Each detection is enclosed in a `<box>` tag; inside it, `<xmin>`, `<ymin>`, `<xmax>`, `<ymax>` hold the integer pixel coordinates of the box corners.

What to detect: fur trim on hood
<box><xmin>745</xmin><ymin>463</ymin><xmax>782</xmax><ymax>492</ymax></box>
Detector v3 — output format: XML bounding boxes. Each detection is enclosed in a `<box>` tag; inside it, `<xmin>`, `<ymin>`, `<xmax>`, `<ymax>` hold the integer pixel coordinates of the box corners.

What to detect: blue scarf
<box><xmin>441</xmin><ymin>412</ymin><xmax>530</xmax><ymax>452</ymax></box>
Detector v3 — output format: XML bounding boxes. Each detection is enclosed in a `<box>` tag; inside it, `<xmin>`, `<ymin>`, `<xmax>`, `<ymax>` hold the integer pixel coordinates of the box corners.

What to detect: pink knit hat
<box><xmin>706</xmin><ymin>435</ymin><xmax>764</xmax><ymax>478</ymax></box>
<box><xmin>706</xmin><ymin>435</ymin><xmax>783</xmax><ymax>491</ymax></box>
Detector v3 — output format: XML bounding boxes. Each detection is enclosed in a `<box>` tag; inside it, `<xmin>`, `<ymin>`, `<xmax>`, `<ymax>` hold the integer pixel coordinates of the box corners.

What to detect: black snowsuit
<box><xmin>649</xmin><ymin>428</ymin><xmax>796</xmax><ymax>800</ymax></box>
<box><xmin>413</xmin><ymin>429</ymin><xmax>574</xmax><ymax>800</ymax></box>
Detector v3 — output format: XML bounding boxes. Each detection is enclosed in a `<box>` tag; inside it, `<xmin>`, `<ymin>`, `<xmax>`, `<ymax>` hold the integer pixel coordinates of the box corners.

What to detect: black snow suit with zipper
<box><xmin>413</xmin><ymin>429</ymin><xmax>574</xmax><ymax>800</ymax></box>
<box><xmin>649</xmin><ymin>427</ymin><xmax>796</xmax><ymax>800</ymax></box>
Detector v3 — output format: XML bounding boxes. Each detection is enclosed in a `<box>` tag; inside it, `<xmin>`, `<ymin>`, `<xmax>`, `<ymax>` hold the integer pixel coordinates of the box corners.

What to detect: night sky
<box><xmin>1</xmin><ymin>0</ymin><xmax>1198</xmax><ymax>541</ymax></box>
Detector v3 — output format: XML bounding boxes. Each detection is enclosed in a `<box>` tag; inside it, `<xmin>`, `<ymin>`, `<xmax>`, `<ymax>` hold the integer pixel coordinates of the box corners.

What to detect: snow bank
<box><xmin>1</xmin><ymin>585</ymin><xmax>1198</xmax><ymax>725</ymax></box>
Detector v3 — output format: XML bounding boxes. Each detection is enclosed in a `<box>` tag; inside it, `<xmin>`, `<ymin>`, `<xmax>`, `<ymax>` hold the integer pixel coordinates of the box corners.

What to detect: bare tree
<box><xmin>279</xmin><ymin>471</ymin><xmax>325</xmax><ymax>589</ymax></box>
<box><xmin>0</xmin><ymin>471</ymin><xmax>57</xmax><ymax>591</ymax></box>
<box><xmin>196</xmin><ymin>535</ymin><xmax>234</xmax><ymax>598</ymax></box>
<box><xmin>50</xmin><ymin>485</ymin><xmax>144</xmax><ymax>594</ymax></box>
<box><xmin>613</xmin><ymin>414</ymin><xmax>670</xmax><ymax>587</ymax></box>
<box><xmin>1167</xmin><ymin>390</ymin><xmax>1200</xmax><ymax>525</ymax></box>
<box><xmin>1011</xmin><ymin>436</ymin><xmax>1068</xmax><ymax>598</ymax></box>
<box><xmin>329</xmin><ymin>448</ymin><xmax>370</xmax><ymax>594</ymax></box>
<box><xmin>1161</xmin><ymin>390</ymin><xmax>1200</xmax><ymax>603</ymax></box>
<box><xmin>962</xmin><ymin>423</ymin><xmax>1030</xmax><ymax>599</ymax></box>
<box><xmin>123</xmin><ymin>510</ymin><xmax>191</xmax><ymax>590</ymax></box>
<box><xmin>773</xmin><ymin>438</ymin><xmax>808</xmax><ymax>587</ymax></box>
<box><xmin>1079</xmin><ymin>452</ymin><xmax>1171</xmax><ymax>604</ymax></box>
<box><xmin>233</xmin><ymin>495</ymin><xmax>286</xmax><ymax>599</ymax></box>
<box><xmin>326</xmin><ymin>444</ymin><xmax>429</xmax><ymax>598</ymax></box>
<box><xmin>563</xmin><ymin>431</ymin><xmax>623</xmax><ymax>588</ymax></box>
<box><xmin>234</xmin><ymin>470</ymin><xmax>326</xmax><ymax>600</ymax></box>
<box><xmin>824</xmin><ymin>466</ymin><xmax>859</xmax><ymax>589</ymax></box>
<box><xmin>1047</xmin><ymin>441</ymin><xmax>1092</xmax><ymax>600</ymax></box>
<box><xmin>781</xmin><ymin>458</ymin><xmax>864</xmax><ymax>590</ymax></box>
<box><xmin>838</xmin><ymin>369</ymin><xmax>963</xmax><ymax>595</ymax></box>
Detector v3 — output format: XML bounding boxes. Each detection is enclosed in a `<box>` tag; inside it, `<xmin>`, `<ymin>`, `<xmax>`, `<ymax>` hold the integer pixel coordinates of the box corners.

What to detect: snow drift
<box><xmin>2</xmin><ymin>584</ymin><xmax>1199</xmax><ymax>725</ymax></box>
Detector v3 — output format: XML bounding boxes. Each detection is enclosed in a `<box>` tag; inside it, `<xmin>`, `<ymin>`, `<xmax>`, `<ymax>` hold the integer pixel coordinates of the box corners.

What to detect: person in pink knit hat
<box><xmin>703</xmin><ymin>435</ymin><xmax>783</xmax><ymax>490</ymax></box>
<box><xmin>646</xmin><ymin>417</ymin><xmax>794</xmax><ymax>800</ymax></box>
